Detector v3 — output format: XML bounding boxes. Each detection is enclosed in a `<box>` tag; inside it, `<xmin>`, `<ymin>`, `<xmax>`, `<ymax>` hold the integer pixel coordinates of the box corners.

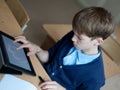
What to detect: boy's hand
<box><xmin>39</xmin><ymin>80</ymin><xmax>66</xmax><ymax>90</ymax></box>
<box><xmin>14</xmin><ymin>36</ymin><xmax>41</xmax><ymax>56</ymax></box>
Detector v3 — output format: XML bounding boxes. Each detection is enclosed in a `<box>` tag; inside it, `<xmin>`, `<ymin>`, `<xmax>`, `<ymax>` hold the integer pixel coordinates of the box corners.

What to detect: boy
<box><xmin>14</xmin><ymin>7</ymin><xmax>115</xmax><ymax>90</ymax></box>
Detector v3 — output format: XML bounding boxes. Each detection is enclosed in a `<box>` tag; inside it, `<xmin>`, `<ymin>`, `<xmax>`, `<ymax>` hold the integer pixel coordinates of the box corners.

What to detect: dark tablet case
<box><xmin>0</xmin><ymin>31</ymin><xmax>36</xmax><ymax>76</ymax></box>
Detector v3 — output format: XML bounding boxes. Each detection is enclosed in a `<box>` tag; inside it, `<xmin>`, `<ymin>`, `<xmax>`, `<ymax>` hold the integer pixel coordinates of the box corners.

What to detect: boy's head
<box><xmin>72</xmin><ymin>7</ymin><xmax>115</xmax><ymax>40</ymax></box>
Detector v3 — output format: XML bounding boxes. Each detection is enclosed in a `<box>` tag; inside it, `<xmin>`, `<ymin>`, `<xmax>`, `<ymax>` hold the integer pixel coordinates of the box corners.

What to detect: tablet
<box><xmin>0</xmin><ymin>31</ymin><xmax>36</xmax><ymax>76</ymax></box>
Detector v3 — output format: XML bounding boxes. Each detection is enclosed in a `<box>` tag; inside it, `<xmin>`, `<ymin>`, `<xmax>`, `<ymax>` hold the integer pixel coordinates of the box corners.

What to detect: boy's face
<box><xmin>72</xmin><ymin>31</ymin><xmax>98</xmax><ymax>51</ymax></box>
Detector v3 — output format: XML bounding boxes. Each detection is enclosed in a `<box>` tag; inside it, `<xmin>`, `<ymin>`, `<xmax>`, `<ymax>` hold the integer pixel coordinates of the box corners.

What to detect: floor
<box><xmin>20</xmin><ymin>0</ymin><xmax>120</xmax><ymax>90</ymax></box>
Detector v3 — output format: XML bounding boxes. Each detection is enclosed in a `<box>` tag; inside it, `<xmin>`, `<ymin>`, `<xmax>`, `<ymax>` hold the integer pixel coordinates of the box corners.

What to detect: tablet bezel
<box><xmin>0</xmin><ymin>31</ymin><xmax>36</xmax><ymax>76</ymax></box>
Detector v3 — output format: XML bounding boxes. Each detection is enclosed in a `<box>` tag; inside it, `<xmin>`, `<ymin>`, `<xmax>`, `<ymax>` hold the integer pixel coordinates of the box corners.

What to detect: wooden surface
<box><xmin>42</xmin><ymin>24</ymin><xmax>120</xmax><ymax>78</ymax></box>
<box><xmin>6</xmin><ymin>0</ymin><xmax>30</xmax><ymax>28</ymax></box>
<box><xmin>101</xmin><ymin>26</ymin><xmax>120</xmax><ymax>65</ymax></box>
<box><xmin>101</xmin><ymin>37</ymin><xmax>120</xmax><ymax>65</ymax></box>
<box><xmin>0</xmin><ymin>0</ymin><xmax>22</xmax><ymax>36</ymax></box>
<box><xmin>0</xmin><ymin>0</ymin><xmax>50</xmax><ymax>90</ymax></box>
<box><xmin>113</xmin><ymin>26</ymin><xmax>120</xmax><ymax>45</ymax></box>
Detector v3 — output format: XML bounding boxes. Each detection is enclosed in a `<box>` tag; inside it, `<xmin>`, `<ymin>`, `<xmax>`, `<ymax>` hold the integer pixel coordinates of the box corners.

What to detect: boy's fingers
<box><xmin>27</xmin><ymin>52</ymin><xmax>34</xmax><ymax>56</ymax></box>
<box><xmin>14</xmin><ymin>38</ymin><xmax>28</xmax><ymax>44</ymax></box>
<box><xmin>14</xmin><ymin>36</ymin><xmax>28</xmax><ymax>44</ymax></box>
<box><xmin>16</xmin><ymin>43</ymin><xmax>30</xmax><ymax>50</ymax></box>
<box><xmin>14</xmin><ymin>36</ymin><xmax>26</xmax><ymax>39</ymax></box>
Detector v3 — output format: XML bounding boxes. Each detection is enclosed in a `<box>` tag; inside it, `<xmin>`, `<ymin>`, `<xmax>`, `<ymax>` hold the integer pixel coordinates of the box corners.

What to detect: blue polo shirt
<box><xmin>63</xmin><ymin>47</ymin><xmax>100</xmax><ymax>65</ymax></box>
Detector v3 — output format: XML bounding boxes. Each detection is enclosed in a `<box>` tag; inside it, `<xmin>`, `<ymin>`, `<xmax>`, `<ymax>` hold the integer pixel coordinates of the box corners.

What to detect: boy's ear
<box><xmin>96</xmin><ymin>37</ymin><xmax>103</xmax><ymax>45</ymax></box>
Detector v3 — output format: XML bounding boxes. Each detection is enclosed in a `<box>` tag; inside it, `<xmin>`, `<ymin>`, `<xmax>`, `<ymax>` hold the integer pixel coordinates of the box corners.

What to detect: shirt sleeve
<box><xmin>48</xmin><ymin>31</ymin><xmax>73</xmax><ymax>62</ymax></box>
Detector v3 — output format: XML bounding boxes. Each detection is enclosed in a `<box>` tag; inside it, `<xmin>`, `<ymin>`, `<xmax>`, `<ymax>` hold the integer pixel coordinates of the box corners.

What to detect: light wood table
<box><xmin>42</xmin><ymin>24</ymin><xmax>120</xmax><ymax>78</ymax></box>
<box><xmin>0</xmin><ymin>0</ymin><xmax>22</xmax><ymax>36</ymax></box>
<box><xmin>113</xmin><ymin>26</ymin><xmax>120</xmax><ymax>45</ymax></box>
<box><xmin>0</xmin><ymin>0</ymin><xmax>50</xmax><ymax>90</ymax></box>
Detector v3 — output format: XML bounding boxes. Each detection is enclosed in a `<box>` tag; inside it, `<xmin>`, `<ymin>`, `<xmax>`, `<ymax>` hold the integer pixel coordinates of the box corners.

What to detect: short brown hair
<box><xmin>72</xmin><ymin>7</ymin><xmax>115</xmax><ymax>40</ymax></box>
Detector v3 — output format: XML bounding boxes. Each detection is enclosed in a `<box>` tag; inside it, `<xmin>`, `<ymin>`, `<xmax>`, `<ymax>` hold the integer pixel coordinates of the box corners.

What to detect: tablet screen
<box><xmin>1</xmin><ymin>35</ymin><xmax>31</xmax><ymax>71</ymax></box>
<box><xmin>0</xmin><ymin>31</ymin><xmax>36</xmax><ymax>76</ymax></box>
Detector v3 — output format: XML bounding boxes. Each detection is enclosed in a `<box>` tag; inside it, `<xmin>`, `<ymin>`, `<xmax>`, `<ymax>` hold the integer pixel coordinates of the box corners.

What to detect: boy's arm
<box><xmin>36</xmin><ymin>49</ymin><xmax>49</xmax><ymax>63</ymax></box>
<box><xmin>48</xmin><ymin>31</ymin><xmax>73</xmax><ymax>61</ymax></box>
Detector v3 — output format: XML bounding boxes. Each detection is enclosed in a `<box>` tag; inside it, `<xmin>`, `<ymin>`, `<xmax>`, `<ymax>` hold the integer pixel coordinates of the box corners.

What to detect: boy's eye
<box><xmin>73</xmin><ymin>31</ymin><xmax>84</xmax><ymax>40</ymax></box>
<box><xmin>78</xmin><ymin>36</ymin><xmax>83</xmax><ymax>40</ymax></box>
<box><xmin>78</xmin><ymin>37</ymin><xmax>82</xmax><ymax>40</ymax></box>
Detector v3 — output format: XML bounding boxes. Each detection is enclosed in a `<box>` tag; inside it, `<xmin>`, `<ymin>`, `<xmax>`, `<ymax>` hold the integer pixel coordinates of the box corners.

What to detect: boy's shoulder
<box><xmin>62</xmin><ymin>30</ymin><xmax>73</xmax><ymax>39</ymax></box>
